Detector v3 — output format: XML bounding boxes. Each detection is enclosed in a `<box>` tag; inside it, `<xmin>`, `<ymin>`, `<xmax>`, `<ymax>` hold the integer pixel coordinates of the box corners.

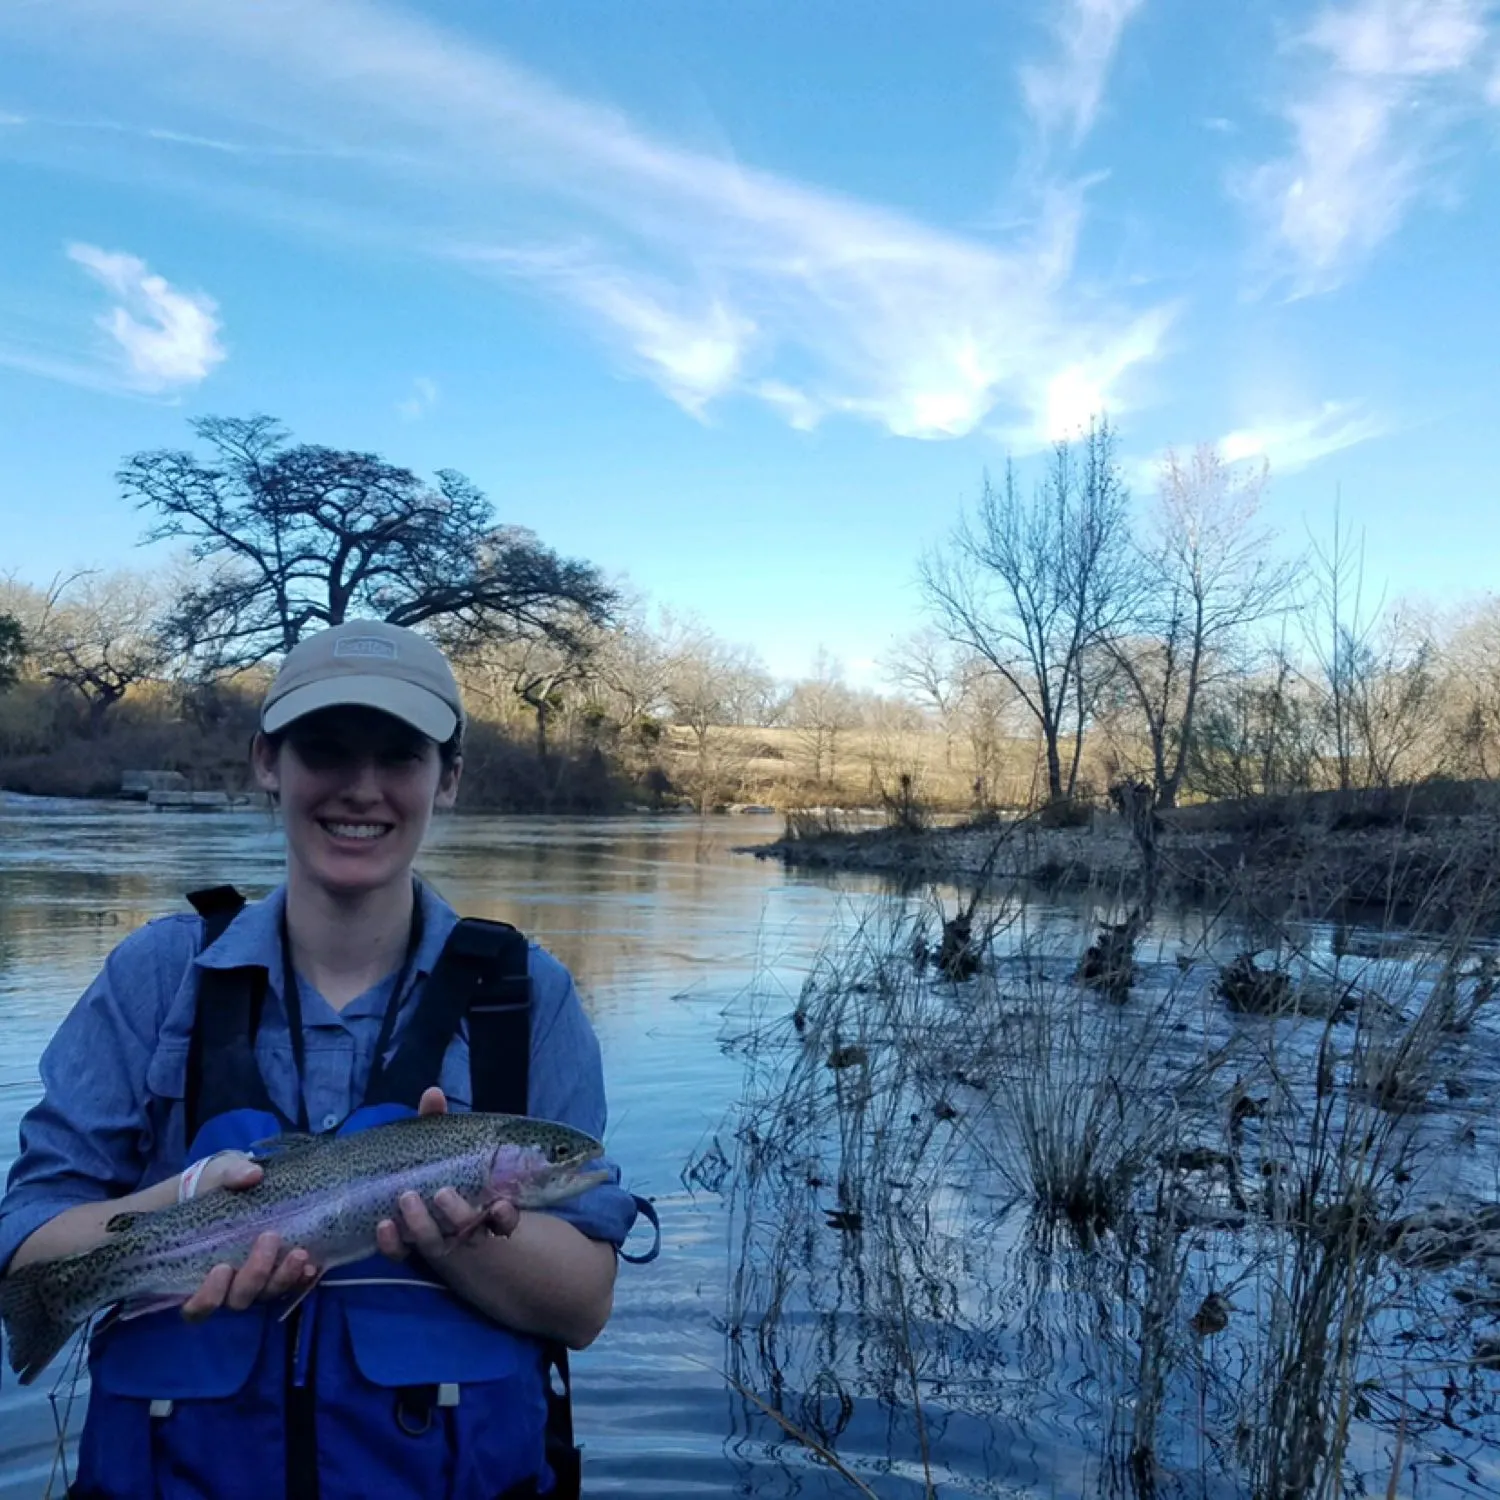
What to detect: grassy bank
<box><xmin>755</xmin><ymin>779</ymin><xmax>1500</xmax><ymax>931</ymax></box>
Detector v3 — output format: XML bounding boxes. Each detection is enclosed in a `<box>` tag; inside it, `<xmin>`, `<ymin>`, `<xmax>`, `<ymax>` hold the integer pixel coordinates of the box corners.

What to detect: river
<box><xmin>0</xmin><ymin>798</ymin><xmax>930</xmax><ymax>1498</ymax></box>
<box><xmin>3</xmin><ymin>798</ymin><xmax>1498</xmax><ymax>1499</ymax></box>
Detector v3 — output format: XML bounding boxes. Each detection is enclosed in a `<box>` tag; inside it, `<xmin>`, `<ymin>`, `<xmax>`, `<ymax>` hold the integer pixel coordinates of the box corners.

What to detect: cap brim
<box><xmin>262</xmin><ymin>676</ymin><xmax>458</xmax><ymax>742</ymax></box>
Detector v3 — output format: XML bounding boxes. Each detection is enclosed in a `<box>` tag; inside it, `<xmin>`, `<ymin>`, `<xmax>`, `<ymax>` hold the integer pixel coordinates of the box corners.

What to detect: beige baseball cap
<box><xmin>260</xmin><ymin>621</ymin><xmax>464</xmax><ymax>742</ymax></box>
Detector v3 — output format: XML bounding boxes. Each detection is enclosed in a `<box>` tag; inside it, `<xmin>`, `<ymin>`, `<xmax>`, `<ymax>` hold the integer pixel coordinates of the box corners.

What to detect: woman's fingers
<box><xmin>417</xmin><ymin>1087</ymin><xmax>448</xmax><ymax>1117</ymax></box>
<box><xmin>224</xmin><ymin>1232</ymin><xmax>283</xmax><ymax>1311</ymax></box>
<box><xmin>264</xmin><ymin>1247</ymin><xmax>314</xmax><ymax>1300</ymax></box>
<box><xmin>180</xmin><ymin>1234</ymin><xmax>320</xmax><ymax>1321</ymax></box>
<box><xmin>376</xmin><ymin>1218</ymin><xmax>410</xmax><ymax>1261</ymax></box>
<box><xmin>181</xmin><ymin>1263</ymin><xmax>234</xmax><ymax>1322</ymax></box>
<box><xmin>485</xmin><ymin>1199</ymin><xmax>520</xmax><ymax>1239</ymax></box>
<box><xmin>212</xmin><ymin>1158</ymin><xmax>265</xmax><ymax>1193</ymax></box>
<box><xmin>397</xmin><ymin>1191</ymin><xmax>448</xmax><ymax>1259</ymax></box>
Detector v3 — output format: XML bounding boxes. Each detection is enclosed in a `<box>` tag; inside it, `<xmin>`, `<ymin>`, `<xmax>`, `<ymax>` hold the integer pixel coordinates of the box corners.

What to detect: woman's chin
<box><xmin>295</xmin><ymin>841</ymin><xmax>409</xmax><ymax>896</ymax></box>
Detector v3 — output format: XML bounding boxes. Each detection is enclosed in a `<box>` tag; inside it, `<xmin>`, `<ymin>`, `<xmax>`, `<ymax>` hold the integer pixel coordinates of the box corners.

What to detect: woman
<box><xmin>0</xmin><ymin>620</ymin><xmax>643</xmax><ymax>1499</ymax></box>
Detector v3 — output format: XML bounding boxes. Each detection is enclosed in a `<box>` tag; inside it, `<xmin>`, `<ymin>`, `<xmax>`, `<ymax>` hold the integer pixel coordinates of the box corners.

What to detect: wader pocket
<box><xmin>80</xmin><ymin>1309</ymin><xmax>280</xmax><ymax>1500</ymax></box>
<box><xmin>328</xmin><ymin>1287</ymin><xmax>549</xmax><ymax>1500</ymax></box>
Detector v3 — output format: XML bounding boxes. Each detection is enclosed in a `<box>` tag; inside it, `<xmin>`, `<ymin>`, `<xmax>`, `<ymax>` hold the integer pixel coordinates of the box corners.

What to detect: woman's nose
<box><xmin>339</xmin><ymin>757</ymin><xmax>383</xmax><ymax>800</ymax></box>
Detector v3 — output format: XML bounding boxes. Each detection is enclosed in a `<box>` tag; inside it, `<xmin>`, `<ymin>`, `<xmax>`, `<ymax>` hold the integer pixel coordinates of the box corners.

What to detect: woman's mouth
<box><xmin>319</xmin><ymin>820</ymin><xmax>393</xmax><ymax>842</ymax></box>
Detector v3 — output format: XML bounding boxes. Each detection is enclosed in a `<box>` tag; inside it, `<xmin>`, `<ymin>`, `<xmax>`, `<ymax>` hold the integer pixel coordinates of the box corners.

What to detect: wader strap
<box><xmin>185</xmin><ymin>886</ymin><xmax>280</xmax><ymax>1140</ymax></box>
<box><xmin>450</xmin><ymin>927</ymin><xmax>583</xmax><ymax>1500</ymax></box>
<box><xmin>365</xmin><ymin>918</ymin><xmax>530</xmax><ymax>1111</ymax></box>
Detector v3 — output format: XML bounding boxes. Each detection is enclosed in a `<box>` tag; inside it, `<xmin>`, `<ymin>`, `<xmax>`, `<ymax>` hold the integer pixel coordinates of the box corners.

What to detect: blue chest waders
<box><xmin>72</xmin><ymin>885</ymin><xmax>583</xmax><ymax>1500</ymax></box>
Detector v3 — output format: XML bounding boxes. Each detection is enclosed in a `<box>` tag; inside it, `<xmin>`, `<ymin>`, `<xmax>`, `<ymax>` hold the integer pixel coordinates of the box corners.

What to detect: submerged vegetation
<box><xmin>695</xmin><ymin>827</ymin><xmax>1500</xmax><ymax>1498</ymax></box>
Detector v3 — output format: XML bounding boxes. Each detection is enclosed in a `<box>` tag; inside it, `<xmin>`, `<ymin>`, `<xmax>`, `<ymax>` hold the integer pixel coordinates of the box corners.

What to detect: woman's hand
<box><xmin>375</xmin><ymin>1087</ymin><xmax>520</xmax><ymax>1263</ymax></box>
<box><xmin>179</xmin><ymin>1153</ymin><xmax>320</xmax><ymax>1321</ymax></box>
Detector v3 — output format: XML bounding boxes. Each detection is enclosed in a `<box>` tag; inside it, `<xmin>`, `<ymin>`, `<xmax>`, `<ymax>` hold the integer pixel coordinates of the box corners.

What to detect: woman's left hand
<box><xmin>375</xmin><ymin>1087</ymin><xmax>521</xmax><ymax>1262</ymax></box>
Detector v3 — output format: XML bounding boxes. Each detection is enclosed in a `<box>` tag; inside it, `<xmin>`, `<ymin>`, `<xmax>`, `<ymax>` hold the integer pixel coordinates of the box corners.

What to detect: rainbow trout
<box><xmin>0</xmin><ymin>1111</ymin><xmax>607</xmax><ymax>1384</ymax></box>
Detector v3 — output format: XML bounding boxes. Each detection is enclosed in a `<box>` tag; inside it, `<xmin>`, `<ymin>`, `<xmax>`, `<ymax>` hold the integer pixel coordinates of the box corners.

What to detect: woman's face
<box><xmin>253</xmin><ymin>706</ymin><xmax>461</xmax><ymax>898</ymax></box>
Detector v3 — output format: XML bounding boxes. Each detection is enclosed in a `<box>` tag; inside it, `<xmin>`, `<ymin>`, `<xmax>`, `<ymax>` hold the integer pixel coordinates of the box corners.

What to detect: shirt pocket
<box><xmin>145</xmin><ymin>1040</ymin><xmax>190</xmax><ymax>1103</ymax></box>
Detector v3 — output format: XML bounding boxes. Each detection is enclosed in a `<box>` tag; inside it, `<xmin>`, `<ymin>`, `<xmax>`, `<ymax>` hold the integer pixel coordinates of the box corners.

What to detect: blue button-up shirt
<box><xmin>0</xmin><ymin>882</ymin><xmax>638</xmax><ymax>1273</ymax></box>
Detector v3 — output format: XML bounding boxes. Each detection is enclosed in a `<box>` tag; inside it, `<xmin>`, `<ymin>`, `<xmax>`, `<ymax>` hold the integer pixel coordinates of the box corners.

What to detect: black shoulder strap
<box><xmin>184</xmin><ymin>886</ymin><xmax>281</xmax><ymax>1141</ymax></box>
<box><xmin>427</xmin><ymin>921</ymin><xmax>583</xmax><ymax>1500</ymax></box>
<box><xmin>364</xmin><ymin>919</ymin><xmax>531</xmax><ymax>1112</ymax></box>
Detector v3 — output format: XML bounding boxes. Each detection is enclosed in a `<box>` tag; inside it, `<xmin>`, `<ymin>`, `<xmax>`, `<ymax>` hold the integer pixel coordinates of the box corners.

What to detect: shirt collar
<box><xmin>196</xmin><ymin>879</ymin><xmax>461</xmax><ymax>983</ymax></box>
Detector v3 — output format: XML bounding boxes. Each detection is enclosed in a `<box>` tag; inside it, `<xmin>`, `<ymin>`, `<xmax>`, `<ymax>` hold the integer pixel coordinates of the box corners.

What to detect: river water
<box><xmin>0</xmin><ymin>799</ymin><xmax>932</xmax><ymax>1498</ymax></box>
<box><xmin>3</xmin><ymin>799</ymin><xmax>1498</xmax><ymax>1499</ymax></box>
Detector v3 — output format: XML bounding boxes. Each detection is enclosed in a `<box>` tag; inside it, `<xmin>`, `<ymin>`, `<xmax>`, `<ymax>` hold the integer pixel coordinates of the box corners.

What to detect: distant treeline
<box><xmin>3</xmin><ymin>414</ymin><xmax>1498</xmax><ymax>814</ymax></box>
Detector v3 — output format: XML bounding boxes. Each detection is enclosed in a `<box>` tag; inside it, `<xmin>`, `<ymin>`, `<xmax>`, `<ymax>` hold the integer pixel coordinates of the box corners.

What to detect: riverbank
<box><xmin>752</xmin><ymin>780</ymin><xmax>1500</xmax><ymax>927</ymax></box>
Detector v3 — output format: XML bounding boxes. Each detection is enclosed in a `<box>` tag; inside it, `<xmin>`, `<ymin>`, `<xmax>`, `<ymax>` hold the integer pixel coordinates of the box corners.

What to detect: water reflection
<box><xmin>4</xmin><ymin>798</ymin><xmax>1498</xmax><ymax>1498</ymax></box>
<box><xmin>0</xmin><ymin>799</ymin><xmax>907</xmax><ymax>1499</ymax></box>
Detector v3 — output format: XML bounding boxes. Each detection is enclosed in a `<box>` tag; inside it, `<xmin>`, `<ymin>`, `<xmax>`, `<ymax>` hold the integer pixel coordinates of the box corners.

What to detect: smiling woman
<box><xmin>0</xmin><ymin>619</ymin><xmax>646</xmax><ymax>1500</ymax></box>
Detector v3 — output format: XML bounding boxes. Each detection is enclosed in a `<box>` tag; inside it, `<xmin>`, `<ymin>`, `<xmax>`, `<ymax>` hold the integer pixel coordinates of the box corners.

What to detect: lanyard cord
<box><xmin>280</xmin><ymin>881</ymin><xmax>425</xmax><ymax>1132</ymax></box>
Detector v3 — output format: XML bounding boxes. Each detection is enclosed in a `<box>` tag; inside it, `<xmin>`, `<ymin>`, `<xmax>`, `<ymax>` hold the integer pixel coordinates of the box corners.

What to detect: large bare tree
<box><xmin>122</xmin><ymin>415</ymin><xmax>616</xmax><ymax>670</ymax></box>
<box><xmin>921</xmin><ymin>420</ymin><xmax>1133</xmax><ymax>804</ymax></box>
<box><xmin>1104</xmin><ymin>445</ymin><xmax>1295</xmax><ymax>808</ymax></box>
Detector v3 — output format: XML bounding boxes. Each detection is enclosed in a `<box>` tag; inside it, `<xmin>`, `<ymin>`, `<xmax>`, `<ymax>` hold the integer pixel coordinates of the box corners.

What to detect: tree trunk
<box><xmin>1043</xmin><ymin>729</ymin><xmax>1064</xmax><ymax>802</ymax></box>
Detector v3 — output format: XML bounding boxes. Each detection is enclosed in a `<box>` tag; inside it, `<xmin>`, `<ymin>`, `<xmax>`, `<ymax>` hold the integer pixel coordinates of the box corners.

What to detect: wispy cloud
<box><xmin>1244</xmin><ymin>0</ymin><xmax>1489</xmax><ymax>295</ymax></box>
<box><xmin>1020</xmin><ymin>0</ymin><xmax>1146</xmax><ymax>146</ymax></box>
<box><xmin>396</xmin><ymin>375</ymin><xmax>439</xmax><ymax>421</ymax></box>
<box><xmin>1218</xmin><ymin>400</ymin><xmax>1383</xmax><ymax>473</ymax></box>
<box><xmin>67</xmin><ymin>242</ymin><xmax>225</xmax><ymax>390</ymax></box>
<box><xmin>2</xmin><ymin>0</ymin><xmax>1169</xmax><ymax>443</ymax></box>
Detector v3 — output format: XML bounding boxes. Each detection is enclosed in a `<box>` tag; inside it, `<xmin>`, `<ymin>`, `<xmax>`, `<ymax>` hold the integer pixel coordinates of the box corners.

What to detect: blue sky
<box><xmin>0</xmin><ymin>0</ymin><xmax>1495</xmax><ymax>684</ymax></box>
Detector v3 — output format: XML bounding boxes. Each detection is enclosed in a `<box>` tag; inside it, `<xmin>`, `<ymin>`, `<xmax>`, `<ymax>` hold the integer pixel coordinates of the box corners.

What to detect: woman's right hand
<box><xmin>178</xmin><ymin>1153</ymin><xmax>320</xmax><ymax>1321</ymax></box>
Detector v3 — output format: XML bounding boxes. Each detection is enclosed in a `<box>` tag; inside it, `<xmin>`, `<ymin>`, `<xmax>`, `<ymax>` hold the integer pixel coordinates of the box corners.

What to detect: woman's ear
<box><xmin>434</xmin><ymin>756</ymin><xmax>462</xmax><ymax>811</ymax></box>
<box><xmin>251</xmin><ymin>732</ymin><xmax>280</xmax><ymax>796</ymax></box>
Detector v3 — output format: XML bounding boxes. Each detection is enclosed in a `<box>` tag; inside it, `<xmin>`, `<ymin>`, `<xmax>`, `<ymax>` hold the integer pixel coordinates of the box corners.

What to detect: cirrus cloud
<box><xmin>3</xmin><ymin>0</ymin><xmax>1169</xmax><ymax>444</ymax></box>
<box><xmin>66</xmin><ymin>242</ymin><xmax>225</xmax><ymax>390</ymax></box>
<box><xmin>1243</xmin><ymin>0</ymin><xmax>1490</xmax><ymax>295</ymax></box>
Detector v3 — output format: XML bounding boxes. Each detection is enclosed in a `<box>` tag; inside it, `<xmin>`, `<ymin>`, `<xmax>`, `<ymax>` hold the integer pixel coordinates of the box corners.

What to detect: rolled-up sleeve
<box><xmin>0</xmin><ymin>918</ymin><xmax>194</xmax><ymax>1275</ymax></box>
<box><xmin>525</xmin><ymin>949</ymin><xmax>640</xmax><ymax>1251</ymax></box>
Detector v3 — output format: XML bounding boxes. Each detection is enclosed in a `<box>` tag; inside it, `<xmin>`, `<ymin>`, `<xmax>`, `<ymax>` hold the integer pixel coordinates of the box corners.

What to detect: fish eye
<box><xmin>550</xmin><ymin>1143</ymin><xmax>570</xmax><ymax>1162</ymax></box>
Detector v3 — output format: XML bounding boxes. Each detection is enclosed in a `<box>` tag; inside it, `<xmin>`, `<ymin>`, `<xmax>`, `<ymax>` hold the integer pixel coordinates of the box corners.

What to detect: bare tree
<box><xmin>30</xmin><ymin>571</ymin><xmax>168</xmax><ymax>732</ymax></box>
<box><xmin>588</xmin><ymin>605</ymin><xmax>679</xmax><ymax>734</ymax></box>
<box><xmin>921</xmin><ymin>420</ymin><xmax>1133</xmax><ymax>803</ymax></box>
<box><xmin>1188</xmin><ymin>646</ymin><xmax>1320</xmax><ymax>800</ymax></box>
<box><xmin>1344</xmin><ymin>606</ymin><xmax>1439</xmax><ymax>788</ymax></box>
<box><xmin>452</xmin><ymin>628</ymin><xmax>596</xmax><ymax>762</ymax></box>
<box><xmin>1305</xmin><ymin>502</ymin><xmax>1380</xmax><ymax>792</ymax></box>
<box><xmin>0</xmin><ymin>613</ymin><xmax>22</xmax><ymax>692</ymax></box>
<box><xmin>665</xmin><ymin>630</ymin><xmax>765</xmax><ymax>811</ymax></box>
<box><xmin>122</xmin><ymin>415</ymin><xmax>616</xmax><ymax>669</ymax></box>
<box><xmin>1105</xmin><ymin>445</ymin><xmax>1295</xmax><ymax>808</ymax></box>
<box><xmin>788</xmin><ymin>648</ymin><xmax>862</xmax><ymax>787</ymax></box>
<box><xmin>1439</xmin><ymin>597</ymin><xmax>1500</xmax><ymax>778</ymax></box>
<box><xmin>884</xmin><ymin>628</ymin><xmax>966</xmax><ymax>766</ymax></box>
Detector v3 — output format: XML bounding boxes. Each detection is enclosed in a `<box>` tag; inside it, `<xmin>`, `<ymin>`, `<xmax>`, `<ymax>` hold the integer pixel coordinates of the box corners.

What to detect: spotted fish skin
<box><xmin>0</xmin><ymin>1111</ymin><xmax>607</xmax><ymax>1385</ymax></box>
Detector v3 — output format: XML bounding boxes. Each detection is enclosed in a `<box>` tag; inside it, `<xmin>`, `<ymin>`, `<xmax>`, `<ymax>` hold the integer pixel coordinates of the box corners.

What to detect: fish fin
<box><xmin>0</xmin><ymin>1257</ymin><xmax>82</xmax><ymax>1386</ymax></box>
<box><xmin>250</xmin><ymin>1132</ymin><xmax>322</xmax><ymax>1158</ymax></box>
<box><xmin>275</xmin><ymin>1267</ymin><xmax>326</xmax><ymax>1324</ymax></box>
<box><xmin>105</xmin><ymin>1211</ymin><xmax>141</xmax><ymax>1233</ymax></box>
<box><xmin>116</xmin><ymin>1294</ymin><xmax>188</xmax><ymax>1323</ymax></box>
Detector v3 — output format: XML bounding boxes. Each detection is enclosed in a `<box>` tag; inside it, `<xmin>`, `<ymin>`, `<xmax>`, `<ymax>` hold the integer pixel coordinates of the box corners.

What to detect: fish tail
<box><xmin>1</xmin><ymin>1257</ymin><xmax>86</xmax><ymax>1385</ymax></box>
